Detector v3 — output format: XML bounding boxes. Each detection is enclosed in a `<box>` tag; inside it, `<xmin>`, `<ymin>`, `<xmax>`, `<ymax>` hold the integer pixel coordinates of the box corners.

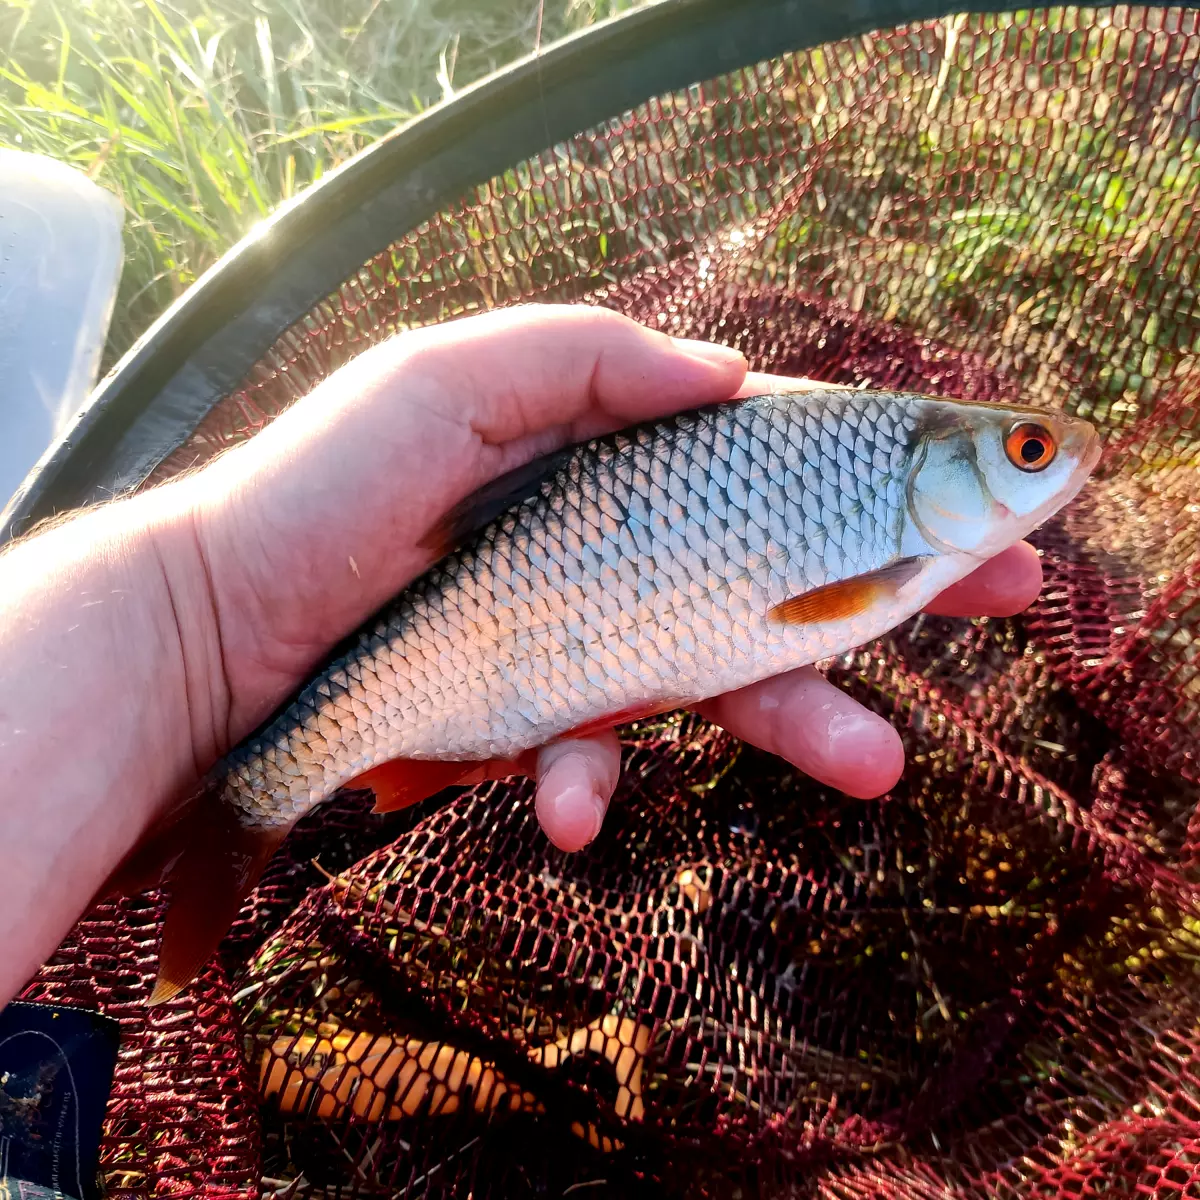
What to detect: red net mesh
<box><xmin>34</xmin><ymin>5</ymin><xmax>1200</xmax><ymax>1196</ymax></box>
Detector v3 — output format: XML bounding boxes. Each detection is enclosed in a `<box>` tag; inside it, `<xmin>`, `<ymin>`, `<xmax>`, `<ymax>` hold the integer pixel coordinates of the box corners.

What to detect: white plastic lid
<box><xmin>0</xmin><ymin>150</ymin><xmax>125</xmax><ymax>510</ymax></box>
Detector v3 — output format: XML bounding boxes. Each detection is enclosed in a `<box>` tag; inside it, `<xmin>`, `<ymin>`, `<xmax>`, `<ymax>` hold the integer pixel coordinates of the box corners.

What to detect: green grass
<box><xmin>4</xmin><ymin>2</ymin><xmax>1198</xmax><ymax>443</ymax></box>
<box><xmin>0</xmin><ymin>0</ymin><xmax>645</xmax><ymax>362</ymax></box>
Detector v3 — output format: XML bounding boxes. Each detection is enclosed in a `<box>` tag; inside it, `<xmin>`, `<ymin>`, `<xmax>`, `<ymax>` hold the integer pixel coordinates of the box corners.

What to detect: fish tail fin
<box><xmin>146</xmin><ymin>795</ymin><xmax>288</xmax><ymax>1006</ymax></box>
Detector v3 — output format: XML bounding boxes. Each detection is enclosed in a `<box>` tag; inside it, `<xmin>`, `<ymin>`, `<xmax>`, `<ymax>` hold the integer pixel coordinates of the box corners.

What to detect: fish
<box><xmin>112</xmin><ymin>388</ymin><xmax>1100</xmax><ymax>1004</ymax></box>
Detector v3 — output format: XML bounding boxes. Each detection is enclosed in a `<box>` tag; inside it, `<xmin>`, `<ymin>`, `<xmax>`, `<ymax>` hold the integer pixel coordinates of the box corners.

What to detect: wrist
<box><xmin>136</xmin><ymin>481</ymin><xmax>236</xmax><ymax>771</ymax></box>
<box><xmin>0</xmin><ymin>490</ymin><xmax>219</xmax><ymax>1001</ymax></box>
<box><xmin>1</xmin><ymin>483</ymin><xmax>229</xmax><ymax>810</ymax></box>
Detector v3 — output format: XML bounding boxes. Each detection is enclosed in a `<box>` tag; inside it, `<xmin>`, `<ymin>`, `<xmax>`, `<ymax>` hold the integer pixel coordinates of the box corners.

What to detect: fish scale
<box><xmin>225</xmin><ymin>391</ymin><xmax>924</xmax><ymax>828</ymax></box>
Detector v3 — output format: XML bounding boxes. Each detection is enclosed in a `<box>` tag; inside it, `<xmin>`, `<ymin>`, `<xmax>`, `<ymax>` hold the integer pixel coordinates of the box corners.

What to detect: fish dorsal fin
<box><xmin>417</xmin><ymin>403</ymin><xmax>739</xmax><ymax>560</ymax></box>
<box><xmin>418</xmin><ymin>446</ymin><xmax>577</xmax><ymax>559</ymax></box>
<box><xmin>768</xmin><ymin>557</ymin><xmax>928</xmax><ymax>625</ymax></box>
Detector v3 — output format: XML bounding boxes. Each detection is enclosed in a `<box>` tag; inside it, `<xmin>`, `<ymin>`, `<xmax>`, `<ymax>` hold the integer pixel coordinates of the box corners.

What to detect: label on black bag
<box><xmin>0</xmin><ymin>1002</ymin><xmax>120</xmax><ymax>1200</ymax></box>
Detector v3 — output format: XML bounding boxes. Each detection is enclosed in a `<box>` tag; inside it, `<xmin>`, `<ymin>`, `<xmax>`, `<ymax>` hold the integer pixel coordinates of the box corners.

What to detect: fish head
<box><xmin>905</xmin><ymin>399</ymin><xmax>1101</xmax><ymax>558</ymax></box>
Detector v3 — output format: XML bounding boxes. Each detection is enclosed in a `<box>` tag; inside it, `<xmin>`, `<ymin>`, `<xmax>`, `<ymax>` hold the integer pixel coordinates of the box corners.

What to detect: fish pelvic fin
<box><xmin>768</xmin><ymin>557</ymin><xmax>929</xmax><ymax>625</ymax></box>
<box><xmin>147</xmin><ymin>795</ymin><xmax>289</xmax><ymax>1006</ymax></box>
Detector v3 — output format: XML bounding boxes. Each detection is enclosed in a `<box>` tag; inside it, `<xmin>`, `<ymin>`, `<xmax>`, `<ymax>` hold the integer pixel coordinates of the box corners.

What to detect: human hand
<box><xmin>173</xmin><ymin>305</ymin><xmax>1042</xmax><ymax>850</ymax></box>
<box><xmin>0</xmin><ymin>304</ymin><xmax>1042</xmax><ymax>1008</ymax></box>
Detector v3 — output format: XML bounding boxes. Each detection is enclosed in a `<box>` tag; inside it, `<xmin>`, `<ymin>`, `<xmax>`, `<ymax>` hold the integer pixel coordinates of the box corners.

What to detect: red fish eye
<box><xmin>1005</xmin><ymin>422</ymin><xmax>1057</xmax><ymax>472</ymax></box>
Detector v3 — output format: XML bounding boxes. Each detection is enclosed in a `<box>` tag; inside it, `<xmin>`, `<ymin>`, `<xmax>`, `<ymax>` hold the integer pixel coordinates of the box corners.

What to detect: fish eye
<box><xmin>1004</xmin><ymin>422</ymin><xmax>1057</xmax><ymax>472</ymax></box>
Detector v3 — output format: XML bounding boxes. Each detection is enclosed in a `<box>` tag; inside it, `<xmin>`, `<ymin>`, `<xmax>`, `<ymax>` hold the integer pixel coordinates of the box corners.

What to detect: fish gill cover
<box><xmin>21</xmin><ymin>5</ymin><xmax>1200</xmax><ymax>1197</ymax></box>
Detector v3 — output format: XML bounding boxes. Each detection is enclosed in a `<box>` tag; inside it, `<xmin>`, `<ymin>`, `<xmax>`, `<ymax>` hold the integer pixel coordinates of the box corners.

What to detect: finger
<box><xmin>734</xmin><ymin>371</ymin><xmax>852</xmax><ymax>399</ymax></box>
<box><xmin>696</xmin><ymin>668</ymin><xmax>905</xmax><ymax>799</ymax></box>
<box><xmin>535</xmin><ymin>731</ymin><xmax>622</xmax><ymax>852</ymax></box>
<box><xmin>924</xmin><ymin>541</ymin><xmax>1043</xmax><ymax>617</ymax></box>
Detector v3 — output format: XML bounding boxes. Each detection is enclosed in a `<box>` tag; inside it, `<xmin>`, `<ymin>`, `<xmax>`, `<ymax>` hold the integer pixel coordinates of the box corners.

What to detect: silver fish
<box><xmin>128</xmin><ymin>389</ymin><xmax>1099</xmax><ymax>1002</ymax></box>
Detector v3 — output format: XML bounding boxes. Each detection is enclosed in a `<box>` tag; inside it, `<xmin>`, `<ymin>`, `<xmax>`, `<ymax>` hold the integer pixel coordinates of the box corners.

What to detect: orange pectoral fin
<box><xmin>768</xmin><ymin>557</ymin><xmax>928</xmax><ymax>625</ymax></box>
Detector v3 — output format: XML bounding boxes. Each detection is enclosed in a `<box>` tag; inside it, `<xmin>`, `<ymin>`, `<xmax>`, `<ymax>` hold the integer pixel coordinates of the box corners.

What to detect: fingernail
<box><xmin>763</xmin><ymin>376</ymin><xmax>828</xmax><ymax>392</ymax></box>
<box><xmin>825</xmin><ymin>711</ymin><xmax>862</xmax><ymax>747</ymax></box>
<box><xmin>825</xmin><ymin>712</ymin><xmax>905</xmax><ymax>799</ymax></box>
<box><xmin>826</xmin><ymin>711</ymin><xmax>891</xmax><ymax>760</ymax></box>
<box><xmin>546</xmin><ymin>784</ymin><xmax>606</xmax><ymax>851</ymax></box>
<box><xmin>669</xmin><ymin>336</ymin><xmax>746</xmax><ymax>366</ymax></box>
